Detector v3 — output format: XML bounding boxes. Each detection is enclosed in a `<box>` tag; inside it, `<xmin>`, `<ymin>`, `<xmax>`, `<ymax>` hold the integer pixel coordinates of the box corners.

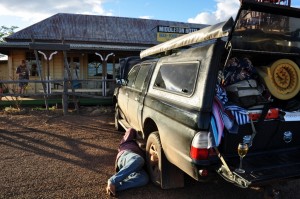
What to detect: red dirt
<box><xmin>0</xmin><ymin>107</ymin><xmax>299</xmax><ymax>199</ymax></box>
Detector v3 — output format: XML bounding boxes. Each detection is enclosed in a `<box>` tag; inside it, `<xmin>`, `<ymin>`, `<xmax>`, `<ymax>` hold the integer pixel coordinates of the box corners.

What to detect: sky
<box><xmin>0</xmin><ymin>0</ymin><xmax>300</xmax><ymax>31</ymax></box>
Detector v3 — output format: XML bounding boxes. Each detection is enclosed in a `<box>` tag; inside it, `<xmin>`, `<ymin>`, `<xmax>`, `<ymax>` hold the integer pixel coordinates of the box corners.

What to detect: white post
<box><xmin>38</xmin><ymin>51</ymin><xmax>57</xmax><ymax>95</ymax></box>
<box><xmin>95</xmin><ymin>52</ymin><xmax>114</xmax><ymax>96</ymax></box>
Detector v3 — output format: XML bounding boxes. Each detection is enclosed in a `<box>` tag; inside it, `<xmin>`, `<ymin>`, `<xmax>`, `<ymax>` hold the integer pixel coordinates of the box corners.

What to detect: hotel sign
<box><xmin>157</xmin><ymin>25</ymin><xmax>200</xmax><ymax>42</ymax></box>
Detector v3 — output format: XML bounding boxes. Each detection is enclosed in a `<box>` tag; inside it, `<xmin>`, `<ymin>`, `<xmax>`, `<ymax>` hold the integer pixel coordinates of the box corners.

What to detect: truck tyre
<box><xmin>114</xmin><ymin>104</ymin><xmax>123</xmax><ymax>131</ymax></box>
<box><xmin>146</xmin><ymin>131</ymin><xmax>184</xmax><ymax>189</ymax></box>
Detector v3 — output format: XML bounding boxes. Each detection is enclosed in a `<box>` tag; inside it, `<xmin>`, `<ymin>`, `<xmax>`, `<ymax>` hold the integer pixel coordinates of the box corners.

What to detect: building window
<box><xmin>30</xmin><ymin>63</ymin><xmax>39</xmax><ymax>76</ymax></box>
<box><xmin>26</xmin><ymin>52</ymin><xmax>41</xmax><ymax>77</ymax></box>
<box><xmin>87</xmin><ymin>53</ymin><xmax>114</xmax><ymax>78</ymax></box>
<box><xmin>88</xmin><ymin>61</ymin><xmax>102</xmax><ymax>77</ymax></box>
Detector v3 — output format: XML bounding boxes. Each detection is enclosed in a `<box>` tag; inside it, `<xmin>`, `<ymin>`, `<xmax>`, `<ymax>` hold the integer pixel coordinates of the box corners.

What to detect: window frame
<box><xmin>126</xmin><ymin>64</ymin><xmax>141</xmax><ymax>89</ymax></box>
<box><xmin>133</xmin><ymin>63</ymin><xmax>152</xmax><ymax>91</ymax></box>
<box><xmin>153</xmin><ymin>61</ymin><xmax>200</xmax><ymax>97</ymax></box>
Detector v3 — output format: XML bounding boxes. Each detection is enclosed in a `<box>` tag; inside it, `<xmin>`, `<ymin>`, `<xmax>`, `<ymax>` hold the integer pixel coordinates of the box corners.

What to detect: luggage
<box><xmin>225</xmin><ymin>79</ymin><xmax>265</xmax><ymax>108</ymax></box>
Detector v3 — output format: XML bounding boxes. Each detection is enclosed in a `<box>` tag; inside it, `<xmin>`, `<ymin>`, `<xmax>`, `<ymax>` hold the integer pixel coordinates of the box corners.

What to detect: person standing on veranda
<box><xmin>16</xmin><ymin>60</ymin><xmax>29</xmax><ymax>94</ymax></box>
<box><xmin>0</xmin><ymin>81</ymin><xmax>3</xmax><ymax>101</ymax></box>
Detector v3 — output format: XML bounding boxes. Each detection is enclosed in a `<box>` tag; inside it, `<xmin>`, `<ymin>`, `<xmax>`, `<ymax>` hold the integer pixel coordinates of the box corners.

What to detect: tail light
<box><xmin>190</xmin><ymin>146</ymin><xmax>209</xmax><ymax>160</ymax></box>
<box><xmin>190</xmin><ymin>131</ymin><xmax>212</xmax><ymax>161</ymax></box>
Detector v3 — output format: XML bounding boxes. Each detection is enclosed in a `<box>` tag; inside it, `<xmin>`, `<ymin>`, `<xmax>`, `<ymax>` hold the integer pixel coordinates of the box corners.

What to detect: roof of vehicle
<box><xmin>118</xmin><ymin>56</ymin><xmax>157</xmax><ymax>79</ymax></box>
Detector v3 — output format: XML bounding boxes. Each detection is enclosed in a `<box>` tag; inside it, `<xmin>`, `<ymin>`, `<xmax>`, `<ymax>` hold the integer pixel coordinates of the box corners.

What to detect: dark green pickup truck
<box><xmin>113</xmin><ymin>0</ymin><xmax>300</xmax><ymax>190</ymax></box>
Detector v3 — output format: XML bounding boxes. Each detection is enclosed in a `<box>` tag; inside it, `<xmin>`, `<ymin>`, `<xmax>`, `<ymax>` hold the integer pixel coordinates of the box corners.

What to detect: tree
<box><xmin>0</xmin><ymin>25</ymin><xmax>18</xmax><ymax>42</ymax></box>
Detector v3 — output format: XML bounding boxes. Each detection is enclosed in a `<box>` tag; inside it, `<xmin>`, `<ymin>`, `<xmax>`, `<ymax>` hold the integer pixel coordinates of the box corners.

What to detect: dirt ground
<box><xmin>1</xmin><ymin>106</ymin><xmax>300</xmax><ymax>199</ymax></box>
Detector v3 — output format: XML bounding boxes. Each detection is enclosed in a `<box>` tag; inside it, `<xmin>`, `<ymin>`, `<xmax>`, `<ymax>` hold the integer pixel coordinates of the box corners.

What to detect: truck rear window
<box><xmin>154</xmin><ymin>62</ymin><xmax>199</xmax><ymax>95</ymax></box>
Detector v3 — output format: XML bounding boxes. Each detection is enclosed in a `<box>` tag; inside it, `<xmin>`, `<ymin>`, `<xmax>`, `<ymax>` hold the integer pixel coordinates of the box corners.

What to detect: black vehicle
<box><xmin>113</xmin><ymin>0</ymin><xmax>300</xmax><ymax>190</ymax></box>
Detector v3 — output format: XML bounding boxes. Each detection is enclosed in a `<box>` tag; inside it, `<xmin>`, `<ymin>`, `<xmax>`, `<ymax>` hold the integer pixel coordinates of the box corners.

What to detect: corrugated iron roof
<box><xmin>5</xmin><ymin>13</ymin><xmax>207</xmax><ymax>46</ymax></box>
<box><xmin>0</xmin><ymin>42</ymin><xmax>149</xmax><ymax>51</ymax></box>
<box><xmin>71</xmin><ymin>43</ymin><xmax>149</xmax><ymax>51</ymax></box>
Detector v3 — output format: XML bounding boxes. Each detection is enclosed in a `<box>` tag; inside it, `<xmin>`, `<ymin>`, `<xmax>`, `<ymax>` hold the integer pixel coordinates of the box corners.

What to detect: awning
<box><xmin>0</xmin><ymin>42</ymin><xmax>149</xmax><ymax>52</ymax></box>
<box><xmin>140</xmin><ymin>18</ymin><xmax>234</xmax><ymax>59</ymax></box>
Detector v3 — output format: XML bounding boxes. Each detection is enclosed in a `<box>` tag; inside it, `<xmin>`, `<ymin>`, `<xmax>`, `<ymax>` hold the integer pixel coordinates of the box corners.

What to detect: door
<box><xmin>118</xmin><ymin>64</ymin><xmax>141</xmax><ymax>121</ymax></box>
<box><xmin>67</xmin><ymin>56</ymin><xmax>81</xmax><ymax>88</ymax></box>
<box><xmin>127</xmin><ymin>63</ymin><xmax>153</xmax><ymax>129</ymax></box>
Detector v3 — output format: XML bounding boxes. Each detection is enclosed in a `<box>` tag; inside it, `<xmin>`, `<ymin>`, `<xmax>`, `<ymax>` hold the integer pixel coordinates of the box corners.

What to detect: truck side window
<box><xmin>127</xmin><ymin>64</ymin><xmax>141</xmax><ymax>88</ymax></box>
<box><xmin>134</xmin><ymin>64</ymin><xmax>152</xmax><ymax>91</ymax></box>
<box><xmin>154</xmin><ymin>62</ymin><xmax>199</xmax><ymax>95</ymax></box>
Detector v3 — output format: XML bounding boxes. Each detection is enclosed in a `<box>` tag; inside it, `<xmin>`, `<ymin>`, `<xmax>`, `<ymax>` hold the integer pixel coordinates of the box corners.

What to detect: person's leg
<box><xmin>116</xmin><ymin>169</ymin><xmax>149</xmax><ymax>191</ymax></box>
<box><xmin>0</xmin><ymin>87</ymin><xmax>2</xmax><ymax>101</ymax></box>
<box><xmin>108</xmin><ymin>151</ymin><xmax>145</xmax><ymax>191</ymax></box>
<box><xmin>19</xmin><ymin>82</ymin><xmax>24</xmax><ymax>94</ymax></box>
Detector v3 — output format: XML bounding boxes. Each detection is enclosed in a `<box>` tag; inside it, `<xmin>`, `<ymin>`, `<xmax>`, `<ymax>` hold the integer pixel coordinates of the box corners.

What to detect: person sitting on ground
<box><xmin>106</xmin><ymin>128</ymin><xmax>149</xmax><ymax>196</ymax></box>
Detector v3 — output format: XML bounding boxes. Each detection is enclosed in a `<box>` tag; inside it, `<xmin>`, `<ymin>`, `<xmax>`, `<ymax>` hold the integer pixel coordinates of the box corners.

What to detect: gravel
<box><xmin>0</xmin><ymin>107</ymin><xmax>300</xmax><ymax>199</ymax></box>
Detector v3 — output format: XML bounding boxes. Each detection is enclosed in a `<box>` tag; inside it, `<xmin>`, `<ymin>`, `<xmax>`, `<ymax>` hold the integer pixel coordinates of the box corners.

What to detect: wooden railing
<box><xmin>0</xmin><ymin>79</ymin><xmax>116</xmax><ymax>98</ymax></box>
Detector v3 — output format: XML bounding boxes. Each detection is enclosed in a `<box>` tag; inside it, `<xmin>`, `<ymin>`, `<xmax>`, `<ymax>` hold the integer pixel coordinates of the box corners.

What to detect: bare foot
<box><xmin>106</xmin><ymin>181</ymin><xmax>116</xmax><ymax>196</ymax></box>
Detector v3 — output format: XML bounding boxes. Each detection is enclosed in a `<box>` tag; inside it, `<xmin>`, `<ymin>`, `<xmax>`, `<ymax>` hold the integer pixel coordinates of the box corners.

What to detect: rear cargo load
<box><xmin>214</xmin><ymin>0</ymin><xmax>300</xmax><ymax>187</ymax></box>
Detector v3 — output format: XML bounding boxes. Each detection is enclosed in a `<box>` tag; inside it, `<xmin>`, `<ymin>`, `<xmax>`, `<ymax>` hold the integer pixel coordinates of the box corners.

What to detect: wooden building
<box><xmin>0</xmin><ymin>13</ymin><xmax>206</xmax><ymax>96</ymax></box>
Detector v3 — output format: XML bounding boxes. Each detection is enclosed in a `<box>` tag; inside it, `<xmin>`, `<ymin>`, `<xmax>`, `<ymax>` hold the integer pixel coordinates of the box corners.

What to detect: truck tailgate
<box><xmin>217</xmin><ymin>147</ymin><xmax>300</xmax><ymax>188</ymax></box>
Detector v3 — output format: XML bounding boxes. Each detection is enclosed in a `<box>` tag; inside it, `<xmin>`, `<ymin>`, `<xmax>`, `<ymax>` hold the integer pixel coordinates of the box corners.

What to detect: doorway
<box><xmin>67</xmin><ymin>56</ymin><xmax>81</xmax><ymax>89</ymax></box>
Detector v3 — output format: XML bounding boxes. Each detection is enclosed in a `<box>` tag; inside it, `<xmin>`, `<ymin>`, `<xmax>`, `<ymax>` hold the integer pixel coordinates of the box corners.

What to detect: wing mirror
<box><xmin>116</xmin><ymin>78</ymin><xmax>128</xmax><ymax>86</ymax></box>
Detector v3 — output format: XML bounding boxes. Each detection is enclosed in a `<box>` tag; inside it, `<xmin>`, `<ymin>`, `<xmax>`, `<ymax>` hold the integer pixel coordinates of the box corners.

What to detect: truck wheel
<box><xmin>146</xmin><ymin>131</ymin><xmax>185</xmax><ymax>189</ymax></box>
<box><xmin>146</xmin><ymin>131</ymin><xmax>163</xmax><ymax>186</ymax></box>
<box><xmin>114</xmin><ymin>104</ymin><xmax>123</xmax><ymax>131</ymax></box>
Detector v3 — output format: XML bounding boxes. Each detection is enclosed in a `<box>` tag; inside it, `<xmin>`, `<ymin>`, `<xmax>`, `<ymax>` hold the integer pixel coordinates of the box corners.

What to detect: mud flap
<box><xmin>161</xmin><ymin>158</ymin><xmax>185</xmax><ymax>189</ymax></box>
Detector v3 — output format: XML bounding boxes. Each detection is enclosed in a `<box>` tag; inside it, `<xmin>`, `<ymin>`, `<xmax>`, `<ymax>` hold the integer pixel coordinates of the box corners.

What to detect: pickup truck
<box><xmin>113</xmin><ymin>0</ymin><xmax>300</xmax><ymax>190</ymax></box>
